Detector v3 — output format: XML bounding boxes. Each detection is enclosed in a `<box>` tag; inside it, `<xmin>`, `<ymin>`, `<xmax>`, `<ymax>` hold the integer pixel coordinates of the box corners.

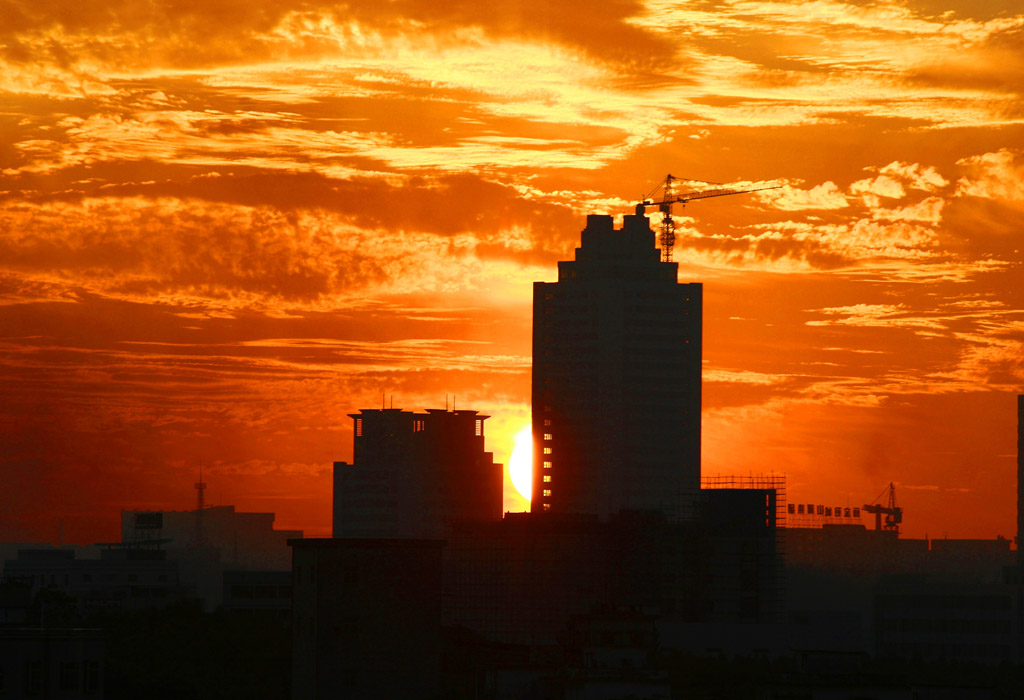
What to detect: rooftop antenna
<box><xmin>193</xmin><ymin>464</ymin><xmax>208</xmax><ymax>549</ymax></box>
<box><xmin>446</xmin><ymin>393</ymin><xmax>449</xmax><ymax>411</ymax></box>
<box><xmin>195</xmin><ymin>464</ymin><xmax>207</xmax><ymax>513</ymax></box>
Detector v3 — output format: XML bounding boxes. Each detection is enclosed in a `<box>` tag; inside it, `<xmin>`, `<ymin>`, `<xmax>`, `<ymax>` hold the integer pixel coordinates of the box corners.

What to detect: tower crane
<box><xmin>862</xmin><ymin>482</ymin><xmax>903</xmax><ymax>533</ymax></box>
<box><xmin>634</xmin><ymin>174</ymin><xmax>779</xmax><ymax>262</ymax></box>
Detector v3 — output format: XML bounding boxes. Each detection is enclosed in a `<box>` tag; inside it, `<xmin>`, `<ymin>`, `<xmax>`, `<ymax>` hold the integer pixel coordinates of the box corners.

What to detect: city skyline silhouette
<box><xmin>5</xmin><ymin>2</ymin><xmax>1024</xmax><ymax>696</ymax></box>
<box><xmin>4</xmin><ymin>202</ymin><xmax>1024</xmax><ymax>697</ymax></box>
<box><xmin>2</xmin><ymin>0</ymin><xmax>1024</xmax><ymax>548</ymax></box>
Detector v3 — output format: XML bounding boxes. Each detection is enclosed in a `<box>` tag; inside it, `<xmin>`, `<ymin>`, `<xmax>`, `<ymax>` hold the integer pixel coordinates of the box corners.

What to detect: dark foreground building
<box><xmin>445</xmin><ymin>489</ymin><xmax>782</xmax><ymax>645</ymax></box>
<box><xmin>0</xmin><ymin>628</ymin><xmax>104</xmax><ymax>698</ymax></box>
<box><xmin>290</xmin><ymin>538</ymin><xmax>444</xmax><ymax>700</ymax></box>
<box><xmin>532</xmin><ymin>213</ymin><xmax>702</xmax><ymax>516</ymax></box>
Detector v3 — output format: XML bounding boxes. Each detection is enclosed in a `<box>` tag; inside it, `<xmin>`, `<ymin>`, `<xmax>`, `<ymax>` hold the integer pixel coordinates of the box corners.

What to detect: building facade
<box><xmin>2</xmin><ymin>547</ymin><xmax>186</xmax><ymax>615</ymax></box>
<box><xmin>0</xmin><ymin>628</ymin><xmax>104</xmax><ymax>698</ymax></box>
<box><xmin>532</xmin><ymin>213</ymin><xmax>702</xmax><ymax>516</ymax></box>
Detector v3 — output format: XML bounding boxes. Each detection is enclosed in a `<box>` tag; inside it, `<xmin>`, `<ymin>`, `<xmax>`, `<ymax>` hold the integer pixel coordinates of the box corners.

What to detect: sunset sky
<box><xmin>3</xmin><ymin>0</ymin><xmax>1024</xmax><ymax>543</ymax></box>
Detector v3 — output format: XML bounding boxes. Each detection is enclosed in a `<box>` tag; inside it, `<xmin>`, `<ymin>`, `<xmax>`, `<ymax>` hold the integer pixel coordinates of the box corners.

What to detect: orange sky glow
<box><xmin>2</xmin><ymin>0</ymin><xmax>1024</xmax><ymax>543</ymax></box>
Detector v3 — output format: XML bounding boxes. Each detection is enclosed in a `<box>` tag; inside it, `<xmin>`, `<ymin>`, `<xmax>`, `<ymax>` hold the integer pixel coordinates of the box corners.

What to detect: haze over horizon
<box><xmin>2</xmin><ymin>0</ymin><xmax>1023</xmax><ymax>544</ymax></box>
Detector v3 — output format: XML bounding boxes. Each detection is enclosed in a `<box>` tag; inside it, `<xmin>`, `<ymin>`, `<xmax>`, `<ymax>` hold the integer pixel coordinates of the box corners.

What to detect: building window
<box><xmin>543</xmin><ymin>490</ymin><xmax>552</xmax><ymax>497</ymax></box>
<box><xmin>543</xmin><ymin>419</ymin><xmax>551</xmax><ymax>426</ymax></box>
<box><xmin>542</xmin><ymin>503</ymin><xmax>551</xmax><ymax>511</ymax></box>
<box><xmin>543</xmin><ymin>476</ymin><xmax>551</xmax><ymax>483</ymax></box>
<box><xmin>25</xmin><ymin>661</ymin><xmax>42</xmax><ymax>696</ymax></box>
<box><xmin>413</xmin><ymin>420</ymin><xmax>425</xmax><ymax>432</ymax></box>
<box><xmin>543</xmin><ymin>433</ymin><xmax>552</xmax><ymax>440</ymax></box>
<box><xmin>543</xmin><ymin>461</ymin><xmax>552</xmax><ymax>468</ymax></box>
<box><xmin>354</xmin><ymin>418</ymin><xmax>363</xmax><ymax>437</ymax></box>
<box><xmin>83</xmin><ymin>661</ymin><xmax>101</xmax><ymax>695</ymax></box>
<box><xmin>59</xmin><ymin>662</ymin><xmax>80</xmax><ymax>691</ymax></box>
<box><xmin>543</xmin><ymin>448</ymin><xmax>551</xmax><ymax>455</ymax></box>
<box><xmin>475</xmin><ymin>419</ymin><xmax>483</xmax><ymax>436</ymax></box>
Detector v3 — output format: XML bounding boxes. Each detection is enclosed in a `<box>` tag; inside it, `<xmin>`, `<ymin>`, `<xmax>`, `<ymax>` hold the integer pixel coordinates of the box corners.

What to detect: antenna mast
<box><xmin>193</xmin><ymin>466</ymin><xmax>208</xmax><ymax>548</ymax></box>
<box><xmin>195</xmin><ymin>465</ymin><xmax>207</xmax><ymax>513</ymax></box>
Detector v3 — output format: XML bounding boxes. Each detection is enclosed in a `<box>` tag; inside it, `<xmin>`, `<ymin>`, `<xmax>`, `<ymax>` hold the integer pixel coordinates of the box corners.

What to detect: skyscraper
<box><xmin>531</xmin><ymin>213</ymin><xmax>702</xmax><ymax>516</ymax></box>
<box><xmin>1018</xmin><ymin>394</ymin><xmax>1023</xmax><ymax>564</ymax></box>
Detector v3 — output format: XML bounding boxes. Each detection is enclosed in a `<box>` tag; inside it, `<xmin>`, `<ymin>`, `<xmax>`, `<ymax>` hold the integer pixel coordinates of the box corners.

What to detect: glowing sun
<box><xmin>508</xmin><ymin>425</ymin><xmax>533</xmax><ymax>501</ymax></box>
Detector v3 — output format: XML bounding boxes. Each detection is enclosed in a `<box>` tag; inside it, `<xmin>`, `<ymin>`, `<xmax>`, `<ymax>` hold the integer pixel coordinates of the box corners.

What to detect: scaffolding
<box><xmin>688</xmin><ymin>475</ymin><xmax>788</xmax><ymax>623</ymax></box>
<box><xmin>700</xmin><ymin>475</ymin><xmax>787</xmax><ymax>529</ymax></box>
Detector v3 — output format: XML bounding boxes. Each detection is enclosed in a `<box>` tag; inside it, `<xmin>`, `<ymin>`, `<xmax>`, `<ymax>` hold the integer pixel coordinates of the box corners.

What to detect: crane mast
<box><xmin>635</xmin><ymin>174</ymin><xmax>778</xmax><ymax>262</ymax></box>
<box><xmin>862</xmin><ymin>482</ymin><xmax>903</xmax><ymax>532</ymax></box>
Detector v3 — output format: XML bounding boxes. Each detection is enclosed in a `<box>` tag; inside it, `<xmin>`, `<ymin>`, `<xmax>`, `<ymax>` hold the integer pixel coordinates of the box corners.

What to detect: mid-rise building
<box><xmin>120</xmin><ymin>506</ymin><xmax>300</xmax><ymax>572</ymax></box>
<box><xmin>333</xmin><ymin>408</ymin><xmax>502</xmax><ymax>538</ymax></box>
<box><xmin>117</xmin><ymin>506</ymin><xmax>300</xmax><ymax>609</ymax></box>
<box><xmin>532</xmin><ymin>213</ymin><xmax>702</xmax><ymax>516</ymax></box>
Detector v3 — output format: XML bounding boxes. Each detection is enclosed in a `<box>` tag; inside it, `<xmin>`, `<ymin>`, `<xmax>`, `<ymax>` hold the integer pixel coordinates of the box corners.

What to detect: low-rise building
<box><xmin>290</xmin><ymin>537</ymin><xmax>444</xmax><ymax>700</ymax></box>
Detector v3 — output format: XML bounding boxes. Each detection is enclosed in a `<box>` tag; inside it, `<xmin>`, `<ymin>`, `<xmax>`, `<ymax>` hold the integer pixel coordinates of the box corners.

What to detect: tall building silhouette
<box><xmin>531</xmin><ymin>213</ymin><xmax>702</xmax><ymax>516</ymax></box>
<box><xmin>1018</xmin><ymin>394</ymin><xmax>1023</xmax><ymax>564</ymax></box>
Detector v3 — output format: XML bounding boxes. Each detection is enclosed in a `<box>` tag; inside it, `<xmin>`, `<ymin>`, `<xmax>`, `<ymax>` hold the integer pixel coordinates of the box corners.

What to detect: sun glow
<box><xmin>508</xmin><ymin>425</ymin><xmax>533</xmax><ymax>501</ymax></box>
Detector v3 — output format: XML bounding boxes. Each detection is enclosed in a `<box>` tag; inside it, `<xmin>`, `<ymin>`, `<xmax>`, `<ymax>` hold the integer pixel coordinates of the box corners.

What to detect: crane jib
<box><xmin>633</xmin><ymin>174</ymin><xmax>780</xmax><ymax>262</ymax></box>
